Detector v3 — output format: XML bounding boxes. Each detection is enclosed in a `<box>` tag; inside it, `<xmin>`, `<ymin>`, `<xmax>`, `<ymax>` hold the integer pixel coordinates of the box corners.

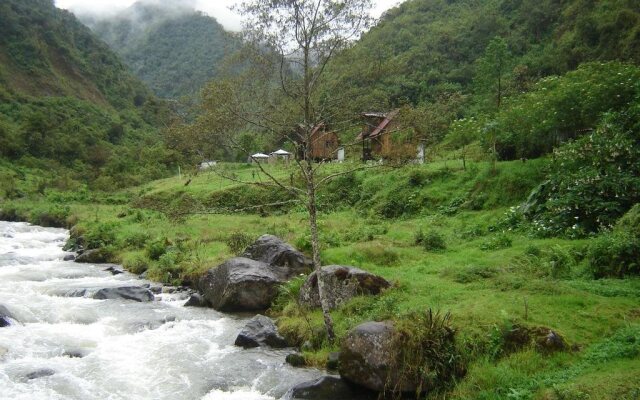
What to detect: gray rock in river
<box><xmin>198</xmin><ymin>257</ymin><xmax>287</xmax><ymax>311</ymax></box>
<box><xmin>184</xmin><ymin>293</ymin><xmax>209</xmax><ymax>307</ymax></box>
<box><xmin>63</xmin><ymin>254</ymin><xmax>75</xmax><ymax>261</ymax></box>
<box><xmin>25</xmin><ymin>369</ymin><xmax>55</xmax><ymax>380</ymax></box>
<box><xmin>285</xmin><ymin>376</ymin><xmax>375</xmax><ymax>400</ymax></box>
<box><xmin>0</xmin><ymin>304</ymin><xmax>16</xmax><ymax>327</ymax></box>
<box><xmin>234</xmin><ymin>315</ymin><xmax>288</xmax><ymax>349</ymax></box>
<box><xmin>242</xmin><ymin>234</ymin><xmax>313</xmax><ymax>276</ymax></box>
<box><xmin>92</xmin><ymin>287</ymin><xmax>155</xmax><ymax>302</ymax></box>
<box><xmin>103</xmin><ymin>265</ymin><xmax>124</xmax><ymax>275</ymax></box>
<box><xmin>299</xmin><ymin>265</ymin><xmax>391</xmax><ymax>310</ymax></box>
<box><xmin>75</xmin><ymin>248</ymin><xmax>111</xmax><ymax>264</ymax></box>
<box><xmin>339</xmin><ymin>321</ymin><xmax>418</xmax><ymax>393</ymax></box>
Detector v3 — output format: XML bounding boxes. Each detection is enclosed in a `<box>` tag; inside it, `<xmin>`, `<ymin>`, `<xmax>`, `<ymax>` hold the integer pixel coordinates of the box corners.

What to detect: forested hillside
<box><xmin>322</xmin><ymin>0</ymin><xmax>640</xmax><ymax>117</ymax></box>
<box><xmin>0</xmin><ymin>0</ymin><xmax>173</xmax><ymax>194</ymax></box>
<box><xmin>81</xmin><ymin>1</ymin><xmax>238</xmax><ymax>99</ymax></box>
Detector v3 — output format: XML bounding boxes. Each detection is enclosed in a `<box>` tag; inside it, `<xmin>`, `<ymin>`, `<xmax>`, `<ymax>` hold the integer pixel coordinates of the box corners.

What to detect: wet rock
<box><xmin>63</xmin><ymin>350</ymin><xmax>86</xmax><ymax>358</ymax></box>
<box><xmin>63</xmin><ymin>254</ymin><xmax>75</xmax><ymax>261</ymax></box>
<box><xmin>339</xmin><ymin>321</ymin><xmax>417</xmax><ymax>393</ymax></box>
<box><xmin>92</xmin><ymin>287</ymin><xmax>155</xmax><ymax>302</ymax></box>
<box><xmin>138</xmin><ymin>270</ymin><xmax>149</xmax><ymax>279</ymax></box>
<box><xmin>198</xmin><ymin>257</ymin><xmax>287</xmax><ymax>312</ymax></box>
<box><xmin>0</xmin><ymin>304</ymin><xmax>16</xmax><ymax>327</ymax></box>
<box><xmin>103</xmin><ymin>265</ymin><xmax>124</xmax><ymax>275</ymax></box>
<box><xmin>61</xmin><ymin>289</ymin><xmax>88</xmax><ymax>297</ymax></box>
<box><xmin>285</xmin><ymin>376</ymin><xmax>375</xmax><ymax>400</ymax></box>
<box><xmin>242</xmin><ymin>234</ymin><xmax>313</xmax><ymax>276</ymax></box>
<box><xmin>234</xmin><ymin>315</ymin><xmax>288</xmax><ymax>349</ymax></box>
<box><xmin>286</xmin><ymin>353</ymin><xmax>306</xmax><ymax>367</ymax></box>
<box><xmin>326</xmin><ymin>352</ymin><xmax>340</xmax><ymax>371</ymax></box>
<box><xmin>184</xmin><ymin>293</ymin><xmax>209</xmax><ymax>307</ymax></box>
<box><xmin>299</xmin><ymin>265</ymin><xmax>391</xmax><ymax>310</ymax></box>
<box><xmin>75</xmin><ymin>248</ymin><xmax>110</xmax><ymax>264</ymax></box>
<box><xmin>26</xmin><ymin>369</ymin><xmax>55</xmax><ymax>380</ymax></box>
<box><xmin>149</xmin><ymin>286</ymin><xmax>163</xmax><ymax>295</ymax></box>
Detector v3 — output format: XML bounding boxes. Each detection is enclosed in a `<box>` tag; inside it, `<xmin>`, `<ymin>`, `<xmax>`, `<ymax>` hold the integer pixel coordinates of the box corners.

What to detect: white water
<box><xmin>0</xmin><ymin>221</ymin><xmax>321</xmax><ymax>400</ymax></box>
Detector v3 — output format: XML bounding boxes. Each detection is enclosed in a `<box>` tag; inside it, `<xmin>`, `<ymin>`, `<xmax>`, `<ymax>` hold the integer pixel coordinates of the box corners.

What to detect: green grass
<box><xmin>3</xmin><ymin>159</ymin><xmax>639</xmax><ymax>398</ymax></box>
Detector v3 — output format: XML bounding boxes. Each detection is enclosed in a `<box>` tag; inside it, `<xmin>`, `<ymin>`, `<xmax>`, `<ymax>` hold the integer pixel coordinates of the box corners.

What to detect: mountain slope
<box><xmin>82</xmin><ymin>1</ymin><xmax>239</xmax><ymax>99</ymax></box>
<box><xmin>0</xmin><ymin>0</ymin><xmax>172</xmax><ymax>193</ymax></box>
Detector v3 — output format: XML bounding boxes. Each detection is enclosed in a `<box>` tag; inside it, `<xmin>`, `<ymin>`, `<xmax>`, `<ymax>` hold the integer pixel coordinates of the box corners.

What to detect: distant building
<box><xmin>198</xmin><ymin>160</ymin><xmax>217</xmax><ymax>170</ymax></box>
<box><xmin>356</xmin><ymin>109</ymin><xmax>424</xmax><ymax>163</ymax></box>
<box><xmin>249</xmin><ymin>153</ymin><xmax>270</xmax><ymax>163</ymax></box>
<box><xmin>295</xmin><ymin>123</ymin><xmax>341</xmax><ymax>161</ymax></box>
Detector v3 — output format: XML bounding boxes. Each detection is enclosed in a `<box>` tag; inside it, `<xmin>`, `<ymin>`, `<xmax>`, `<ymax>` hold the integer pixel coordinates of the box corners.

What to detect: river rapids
<box><xmin>0</xmin><ymin>221</ymin><xmax>321</xmax><ymax>400</ymax></box>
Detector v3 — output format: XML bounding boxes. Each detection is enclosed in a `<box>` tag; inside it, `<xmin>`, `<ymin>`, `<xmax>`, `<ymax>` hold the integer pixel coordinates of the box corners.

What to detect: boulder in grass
<box><xmin>242</xmin><ymin>235</ymin><xmax>313</xmax><ymax>277</ymax></box>
<box><xmin>198</xmin><ymin>257</ymin><xmax>287</xmax><ymax>312</ymax></box>
<box><xmin>299</xmin><ymin>265</ymin><xmax>391</xmax><ymax>310</ymax></box>
<box><xmin>75</xmin><ymin>248</ymin><xmax>111</xmax><ymax>264</ymax></box>
<box><xmin>92</xmin><ymin>287</ymin><xmax>154</xmax><ymax>302</ymax></box>
<box><xmin>234</xmin><ymin>315</ymin><xmax>288</xmax><ymax>349</ymax></box>
<box><xmin>339</xmin><ymin>321</ymin><xmax>418</xmax><ymax>393</ymax></box>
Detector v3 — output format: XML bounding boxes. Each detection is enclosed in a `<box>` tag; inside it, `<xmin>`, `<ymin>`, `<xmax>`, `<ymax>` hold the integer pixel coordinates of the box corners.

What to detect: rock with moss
<box><xmin>242</xmin><ymin>234</ymin><xmax>313</xmax><ymax>276</ymax></box>
<box><xmin>299</xmin><ymin>266</ymin><xmax>391</xmax><ymax>310</ymax></box>
<box><xmin>75</xmin><ymin>248</ymin><xmax>112</xmax><ymax>264</ymax></box>
<box><xmin>339</xmin><ymin>321</ymin><xmax>419</xmax><ymax>393</ymax></box>
<box><xmin>198</xmin><ymin>257</ymin><xmax>288</xmax><ymax>312</ymax></box>
<box><xmin>285</xmin><ymin>376</ymin><xmax>375</xmax><ymax>400</ymax></box>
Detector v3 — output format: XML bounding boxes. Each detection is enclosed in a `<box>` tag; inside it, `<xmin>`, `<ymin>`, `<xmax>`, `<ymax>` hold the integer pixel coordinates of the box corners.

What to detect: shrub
<box><xmin>587</xmin><ymin>232</ymin><xmax>640</xmax><ymax>278</ymax></box>
<box><xmin>356</xmin><ymin>242</ymin><xmax>399</xmax><ymax>266</ymax></box>
<box><xmin>145</xmin><ymin>237</ymin><xmax>169</xmax><ymax>261</ymax></box>
<box><xmin>31</xmin><ymin>205</ymin><xmax>71</xmax><ymax>228</ymax></box>
<box><xmin>123</xmin><ymin>231</ymin><xmax>150</xmax><ymax>249</ymax></box>
<box><xmin>416</xmin><ymin>229</ymin><xmax>447</xmax><ymax>252</ymax></box>
<box><xmin>84</xmin><ymin>222</ymin><xmax>118</xmax><ymax>249</ymax></box>
<box><xmin>123</xmin><ymin>254</ymin><xmax>149</xmax><ymax>275</ymax></box>
<box><xmin>480</xmin><ymin>233</ymin><xmax>512</xmax><ymax>250</ymax></box>
<box><xmin>616</xmin><ymin>203</ymin><xmax>640</xmax><ymax>237</ymax></box>
<box><xmin>391</xmin><ymin>310</ymin><xmax>466</xmax><ymax>396</ymax></box>
<box><xmin>225</xmin><ymin>231</ymin><xmax>254</xmax><ymax>255</ymax></box>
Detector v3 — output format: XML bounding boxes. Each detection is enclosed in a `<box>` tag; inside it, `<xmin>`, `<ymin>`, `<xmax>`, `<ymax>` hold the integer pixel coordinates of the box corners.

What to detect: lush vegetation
<box><xmin>82</xmin><ymin>1</ymin><xmax>239</xmax><ymax>99</ymax></box>
<box><xmin>0</xmin><ymin>0</ymin><xmax>174</xmax><ymax>193</ymax></box>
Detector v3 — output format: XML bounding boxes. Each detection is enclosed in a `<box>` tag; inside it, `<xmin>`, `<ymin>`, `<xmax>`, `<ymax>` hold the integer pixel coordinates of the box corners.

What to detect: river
<box><xmin>0</xmin><ymin>221</ymin><xmax>322</xmax><ymax>400</ymax></box>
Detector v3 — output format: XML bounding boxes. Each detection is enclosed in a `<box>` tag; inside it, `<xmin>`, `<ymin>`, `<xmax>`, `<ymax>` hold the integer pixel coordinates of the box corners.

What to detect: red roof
<box><xmin>357</xmin><ymin>109</ymin><xmax>400</xmax><ymax>141</ymax></box>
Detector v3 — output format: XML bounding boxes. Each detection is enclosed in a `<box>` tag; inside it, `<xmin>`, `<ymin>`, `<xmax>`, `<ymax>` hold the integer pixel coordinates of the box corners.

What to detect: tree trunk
<box><xmin>306</xmin><ymin>164</ymin><xmax>336</xmax><ymax>342</ymax></box>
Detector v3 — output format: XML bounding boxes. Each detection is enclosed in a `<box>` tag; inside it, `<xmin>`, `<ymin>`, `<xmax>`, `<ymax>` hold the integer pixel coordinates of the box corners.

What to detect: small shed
<box><xmin>295</xmin><ymin>123</ymin><xmax>341</xmax><ymax>161</ymax></box>
<box><xmin>357</xmin><ymin>109</ymin><xmax>401</xmax><ymax>160</ymax></box>
<box><xmin>250</xmin><ymin>153</ymin><xmax>270</xmax><ymax>163</ymax></box>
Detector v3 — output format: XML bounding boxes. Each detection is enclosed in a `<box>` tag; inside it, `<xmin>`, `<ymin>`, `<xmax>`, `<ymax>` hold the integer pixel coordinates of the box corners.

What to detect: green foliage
<box><xmin>525</xmin><ymin>110</ymin><xmax>640</xmax><ymax>237</ymax></box>
<box><xmin>122</xmin><ymin>254</ymin><xmax>149</xmax><ymax>275</ymax></box>
<box><xmin>416</xmin><ymin>229</ymin><xmax>447</xmax><ymax>252</ymax></box>
<box><xmin>145</xmin><ymin>237</ymin><xmax>169</xmax><ymax>261</ymax></box>
<box><xmin>84</xmin><ymin>222</ymin><xmax>119</xmax><ymax>249</ymax></box>
<box><xmin>587</xmin><ymin>232</ymin><xmax>640</xmax><ymax>278</ymax></box>
<box><xmin>354</xmin><ymin>242</ymin><xmax>400</xmax><ymax>266</ymax></box>
<box><xmin>392</xmin><ymin>310</ymin><xmax>466</xmax><ymax>396</ymax></box>
<box><xmin>616</xmin><ymin>203</ymin><xmax>640</xmax><ymax>237</ymax></box>
<box><xmin>225</xmin><ymin>231</ymin><xmax>254</xmax><ymax>255</ymax></box>
<box><xmin>474</xmin><ymin>36</ymin><xmax>512</xmax><ymax>113</ymax></box>
<box><xmin>480</xmin><ymin>233</ymin><xmax>513</xmax><ymax>251</ymax></box>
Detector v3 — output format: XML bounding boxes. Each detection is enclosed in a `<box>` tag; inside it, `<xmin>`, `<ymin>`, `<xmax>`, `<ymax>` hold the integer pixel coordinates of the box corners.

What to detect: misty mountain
<box><xmin>80</xmin><ymin>1</ymin><xmax>239</xmax><ymax>99</ymax></box>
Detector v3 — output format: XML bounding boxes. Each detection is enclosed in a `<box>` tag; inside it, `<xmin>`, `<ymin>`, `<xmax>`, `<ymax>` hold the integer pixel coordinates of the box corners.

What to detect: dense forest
<box><xmin>0</xmin><ymin>0</ymin><xmax>176</xmax><ymax>193</ymax></box>
<box><xmin>81</xmin><ymin>1</ymin><xmax>239</xmax><ymax>99</ymax></box>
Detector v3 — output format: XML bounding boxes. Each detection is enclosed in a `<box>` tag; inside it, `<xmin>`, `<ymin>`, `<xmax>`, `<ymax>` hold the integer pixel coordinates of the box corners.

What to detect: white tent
<box><xmin>251</xmin><ymin>153</ymin><xmax>270</xmax><ymax>159</ymax></box>
<box><xmin>271</xmin><ymin>149</ymin><xmax>292</xmax><ymax>156</ymax></box>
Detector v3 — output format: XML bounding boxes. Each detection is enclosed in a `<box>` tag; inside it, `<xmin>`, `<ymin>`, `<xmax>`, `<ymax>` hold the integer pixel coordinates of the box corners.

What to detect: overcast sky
<box><xmin>55</xmin><ymin>0</ymin><xmax>401</xmax><ymax>31</ymax></box>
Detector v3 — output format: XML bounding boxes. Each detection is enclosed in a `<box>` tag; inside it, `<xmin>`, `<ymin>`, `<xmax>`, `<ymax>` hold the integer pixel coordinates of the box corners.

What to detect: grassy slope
<box><xmin>3</xmin><ymin>159</ymin><xmax>638</xmax><ymax>399</ymax></box>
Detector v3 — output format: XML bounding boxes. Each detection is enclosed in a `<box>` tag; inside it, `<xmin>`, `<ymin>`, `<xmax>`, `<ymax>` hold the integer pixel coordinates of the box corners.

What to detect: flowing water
<box><xmin>0</xmin><ymin>221</ymin><xmax>322</xmax><ymax>400</ymax></box>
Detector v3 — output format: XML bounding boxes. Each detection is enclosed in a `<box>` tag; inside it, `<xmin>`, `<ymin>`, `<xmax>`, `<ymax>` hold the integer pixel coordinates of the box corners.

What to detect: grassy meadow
<box><xmin>1</xmin><ymin>158</ymin><xmax>639</xmax><ymax>400</ymax></box>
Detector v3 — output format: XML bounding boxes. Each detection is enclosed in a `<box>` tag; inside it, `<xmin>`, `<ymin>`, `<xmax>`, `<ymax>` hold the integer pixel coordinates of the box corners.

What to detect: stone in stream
<box><xmin>25</xmin><ymin>369</ymin><xmax>55</xmax><ymax>380</ymax></box>
<box><xmin>285</xmin><ymin>376</ymin><xmax>376</xmax><ymax>400</ymax></box>
<box><xmin>234</xmin><ymin>315</ymin><xmax>288</xmax><ymax>349</ymax></box>
<box><xmin>299</xmin><ymin>265</ymin><xmax>391</xmax><ymax>310</ymax></box>
<box><xmin>103</xmin><ymin>265</ymin><xmax>124</xmax><ymax>275</ymax></box>
<box><xmin>198</xmin><ymin>257</ymin><xmax>287</xmax><ymax>312</ymax></box>
<box><xmin>285</xmin><ymin>353</ymin><xmax>306</xmax><ymax>367</ymax></box>
<box><xmin>339</xmin><ymin>321</ymin><xmax>419</xmax><ymax>394</ymax></box>
<box><xmin>0</xmin><ymin>304</ymin><xmax>16</xmax><ymax>327</ymax></box>
<box><xmin>92</xmin><ymin>287</ymin><xmax>155</xmax><ymax>302</ymax></box>
<box><xmin>63</xmin><ymin>254</ymin><xmax>75</xmax><ymax>261</ymax></box>
<box><xmin>75</xmin><ymin>248</ymin><xmax>110</xmax><ymax>264</ymax></box>
<box><xmin>184</xmin><ymin>293</ymin><xmax>209</xmax><ymax>307</ymax></box>
<box><xmin>241</xmin><ymin>234</ymin><xmax>313</xmax><ymax>276</ymax></box>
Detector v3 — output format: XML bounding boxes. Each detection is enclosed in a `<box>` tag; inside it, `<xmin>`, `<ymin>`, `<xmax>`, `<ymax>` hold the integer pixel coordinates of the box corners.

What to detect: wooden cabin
<box><xmin>295</xmin><ymin>123</ymin><xmax>341</xmax><ymax>161</ymax></box>
<box><xmin>357</xmin><ymin>109</ymin><xmax>423</xmax><ymax>162</ymax></box>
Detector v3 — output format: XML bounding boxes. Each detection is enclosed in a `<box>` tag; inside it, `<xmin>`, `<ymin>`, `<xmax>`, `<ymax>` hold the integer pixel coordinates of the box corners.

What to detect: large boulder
<box><xmin>184</xmin><ymin>293</ymin><xmax>209</xmax><ymax>307</ymax></box>
<box><xmin>242</xmin><ymin>235</ymin><xmax>312</xmax><ymax>277</ymax></box>
<box><xmin>299</xmin><ymin>266</ymin><xmax>391</xmax><ymax>310</ymax></box>
<box><xmin>198</xmin><ymin>257</ymin><xmax>287</xmax><ymax>312</ymax></box>
<box><xmin>339</xmin><ymin>321</ymin><xmax>418</xmax><ymax>393</ymax></box>
<box><xmin>92</xmin><ymin>287</ymin><xmax>155</xmax><ymax>302</ymax></box>
<box><xmin>234</xmin><ymin>315</ymin><xmax>288</xmax><ymax>349</ymax></box>
<box><xmin>75</xmin><ymin>248</ymin><xmax>110</xmax><ymax>264</ymax></box>
<box><xmin>0</xmin><ymin>305</ymin><xmax>16</xmax><ymax>327</ymax></box>
<box><xmin>285</xmin><ymin>376</ymin><xmax>375</xmax><ymax>400</ymax></box>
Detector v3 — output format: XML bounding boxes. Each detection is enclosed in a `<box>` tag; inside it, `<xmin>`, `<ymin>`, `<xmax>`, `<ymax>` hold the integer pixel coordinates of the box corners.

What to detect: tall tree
<box><xmin>475</xmin><ymin>36</ymin><xmax>512</xmax><ymax>113</ymax></box>
<box><xmin>226</xmin><ymin>0</ymin><xmax>374</xmax><ymax>341</ymax></box>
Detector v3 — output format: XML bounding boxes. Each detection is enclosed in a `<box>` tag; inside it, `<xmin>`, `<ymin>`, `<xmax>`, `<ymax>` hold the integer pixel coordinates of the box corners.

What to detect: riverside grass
<box><xmin>2</xmin><ymin>160</ymin><xmax>639</xmax><ymax>399</ymax></box>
